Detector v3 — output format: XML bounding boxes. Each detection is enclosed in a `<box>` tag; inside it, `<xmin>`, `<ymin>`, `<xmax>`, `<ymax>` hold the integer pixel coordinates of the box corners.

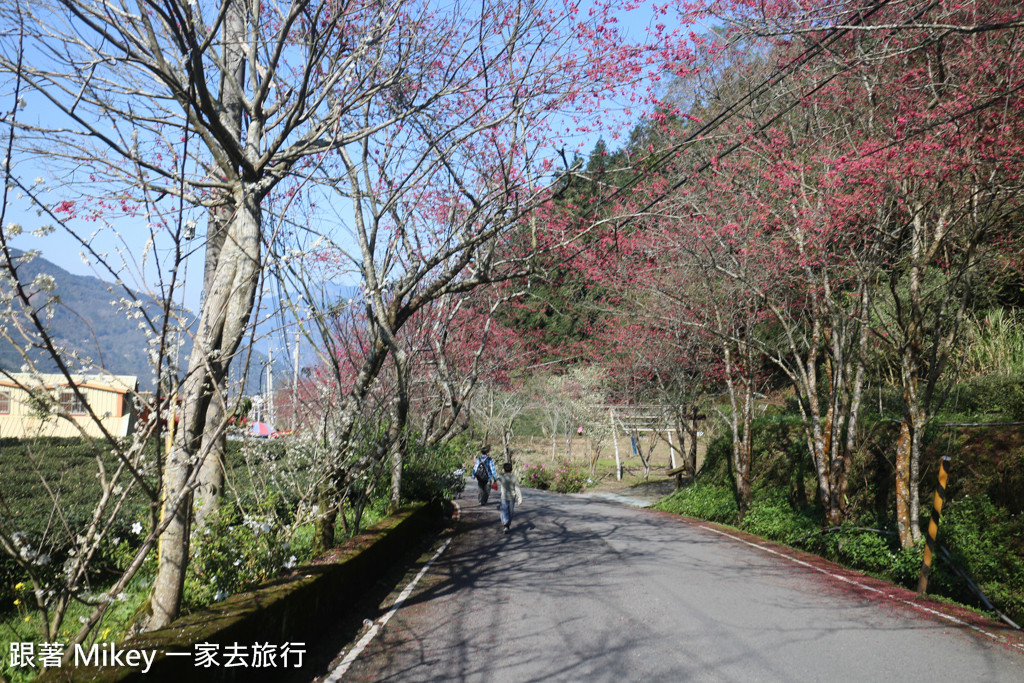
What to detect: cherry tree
<box><xmin>649</xmin><ymin>0</ymin><xmax>1024</xmax><ymax>536</ymax></box>
<box><xmin>0</xmin><ymin>0</ymin><xmax>705</xmax><ymax>634</ymax></box>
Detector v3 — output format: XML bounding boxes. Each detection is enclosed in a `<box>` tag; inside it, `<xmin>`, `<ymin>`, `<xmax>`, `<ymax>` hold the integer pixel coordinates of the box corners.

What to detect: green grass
<box><xmin>2</xmin><ymin>572</ymin><xmax>151</xmax><ymax>682</ymax></box>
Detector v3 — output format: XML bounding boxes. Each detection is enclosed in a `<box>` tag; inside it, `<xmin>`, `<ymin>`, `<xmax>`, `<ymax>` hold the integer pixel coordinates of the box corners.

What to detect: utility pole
<box><xmin>293</xmin><ymin>329</ymin><xmax>300</xmax><ymax>431</ymax></box>
<box><xmin>267</xmin><ymin>347</ymin><xmax>274</xmax><ymax>427</ymax></box>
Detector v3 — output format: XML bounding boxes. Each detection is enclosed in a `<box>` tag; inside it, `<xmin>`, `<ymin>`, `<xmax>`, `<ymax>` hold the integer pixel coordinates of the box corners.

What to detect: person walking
<box><xmin>496</xmin><ymin>462</ymin><xmax>523</xmax><ymax>534</ymax></box>
<box><xmin>473</xmin><ymin>445</ymin><xmax>498</xmax><ymax>505</ymax></box>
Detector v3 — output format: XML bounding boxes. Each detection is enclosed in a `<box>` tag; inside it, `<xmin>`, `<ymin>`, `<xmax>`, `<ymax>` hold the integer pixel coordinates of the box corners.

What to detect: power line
<box><xmin>569</xmin><ymin>0</ymin><xmax>896</xmax><ymax>227</ymax></box>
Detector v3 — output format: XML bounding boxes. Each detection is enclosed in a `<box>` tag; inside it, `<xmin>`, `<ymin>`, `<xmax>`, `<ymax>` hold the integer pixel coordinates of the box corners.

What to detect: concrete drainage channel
<box><xmin>39</xmin><ymin>501</ymin><xmax>453</xmax><ymax>683</ymax></box>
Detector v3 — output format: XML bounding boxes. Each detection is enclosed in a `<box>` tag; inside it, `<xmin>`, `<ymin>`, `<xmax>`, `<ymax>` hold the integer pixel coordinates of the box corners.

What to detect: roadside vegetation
<box><xmin>0</xmin><ymin>434</ymin><xmax>468</xmax><ymax>682</ymax></box>
<box><xmin>651</xmin><ymin>385</ymin><xmax>1024</xmax><ymax>626</ymax></box>
<box><xmin>2</xmin><ymin>1</ymin><xmax>1023</xmax><ymax>678</ymax></box>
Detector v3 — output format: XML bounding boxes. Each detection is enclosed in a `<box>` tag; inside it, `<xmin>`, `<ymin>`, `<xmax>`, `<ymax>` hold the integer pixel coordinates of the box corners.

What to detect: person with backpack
<box><xmin>496</xmin><ymin>461</ymin><xmax>523</xmax><ymax>534</ymax></box>
<box><xmin>473</xmin><ymin>445</ymin><xmax>498</xmax><ymax>505</ymax></box>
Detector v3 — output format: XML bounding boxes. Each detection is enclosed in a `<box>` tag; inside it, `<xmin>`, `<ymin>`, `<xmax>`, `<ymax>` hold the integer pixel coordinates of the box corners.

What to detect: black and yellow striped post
<box><xmin>917</xmin><ymin>455</ymin><xmax>952</xmax><ymax>595</ymax></box>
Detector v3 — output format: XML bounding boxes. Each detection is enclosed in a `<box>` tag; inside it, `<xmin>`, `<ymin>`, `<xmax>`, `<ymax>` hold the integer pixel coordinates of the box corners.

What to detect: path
<box><xmin>315</xmin><ymin>487</ymin><xmax>1024</xmax><ymax>681</ymax></box>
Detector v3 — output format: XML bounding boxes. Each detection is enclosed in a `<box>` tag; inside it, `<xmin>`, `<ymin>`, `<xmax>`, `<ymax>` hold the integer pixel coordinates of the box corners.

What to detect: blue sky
<box><xmin>3</xmin><ymin>0</ymin><xmax>699</xmax><ymax>317</ymax></box>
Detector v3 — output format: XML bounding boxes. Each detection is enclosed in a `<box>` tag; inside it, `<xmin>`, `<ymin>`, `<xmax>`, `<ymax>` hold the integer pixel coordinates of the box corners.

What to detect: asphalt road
<box><xmin>319</xmin><ymin>486</ymin><xmax>1024</xmax><ymax>682</ymax></box>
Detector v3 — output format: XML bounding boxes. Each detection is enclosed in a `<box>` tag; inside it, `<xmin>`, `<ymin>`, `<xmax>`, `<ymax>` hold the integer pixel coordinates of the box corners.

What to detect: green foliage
<box><xmin>401</xmin><ymin>436</ymin><xmax>472</xmax><ymax>503</ymax></box>
<box><xmin>184</xmin><ymin>495</ymin><xmax>307</xmax><ymax>610</ymax></box>
<box><xmin>667</xmin><ymin>406</ymin><xmax>1024</xmax><ymax>623</ymax></box>
<box><xmin>936</xmin><ymin>494</ymin><xmax>1024</xmax><ymax>620</ymax></box>
<box><xmin>519</xmin><ymin>461</ymin><xmax>554</xmax><ymax>490</ymax></box>
<box><xmin>802</xmin><ymin>527</ymin><xmax>901</xmax><ymax>576</ymax></box>
<box><xmin>346</xmin><ymin>496</ymin><xmax>389</xmax><ymax>532</ymax></box>
<box><xmin>696</xmin><ymin>432</ymin><xmax>736</xmax><ymax>487</ymax></box>
<box><xmin>701</xmin><ymin>413</ymin><xmax>817</xmax><ymax>510</ymax></box>
<box><xmin>103</xmin><ymin>516</ymin><xmax>155</xmax><ymax>576</ymax></box>
<box><xmin>551</xmin><ymin>459</ymin><xmax>588</xmax><ymax>493</ymax></box>
<box><xmin>961</xmin><ymin>308</ymin><xmax>1024</xmax><ymax>377</ymax></box>
<box><xmin>655</xmin><ymin>482</ymin><xmax>738</xmax><ymax>523</ymax></box>
<box><xmin>2</xmin><ymin>572</ymin><xmax>152</xmax><ymax>682</ymax></box>
<box><xmin>944</xmin><ymin>375</ymin><xmax>1024</xmax><ymax>421</ymax></box>
<box><xmin>0</xmin><ymin>437</ymin><xmax>156</xmax><ymax>612</ymax></box>
<box><xmin>0</xmin><ymin>437</ymin><xmax>155</xmax><ymax>544</ymax></box>
<box><xmin>890</xmin><ymin>542</ymin><xmax>926</xmax><ymax>587</ymax></box>
<box><xmin>740</xmin><ymin>492</ymin><xmax>819</xmax><ymax>544</ymax></box>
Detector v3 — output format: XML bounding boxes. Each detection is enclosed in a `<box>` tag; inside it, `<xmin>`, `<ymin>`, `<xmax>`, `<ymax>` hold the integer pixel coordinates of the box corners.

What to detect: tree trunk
<box><xmin>149</xmin><ymin>192</ymin><xmax>262</xmax><ymax>630</ymax></box>
<box><xmin>909</xmin><ymin>411</ymin><xmax>925</xmax><ymax>543</ymax></box>
<box><xmin>734</xmin><ymin>378</ymin><xmax>754</xmax><ymax>519</ymax></box>
<box><xmin>389</xmin><ymin>450</ymin><xmax>403</xmax><ymax>512</ymax></box>
<box><xmin>734</xmin><ymin>435</ymin><xmax>752</xmax><ymax>519</ymax></box>
<box><xmin>193</xmin><ymin>389</ymin><xmax>225</xmax><ymax>528</ymax></box>
<box><xmin>388</xmin><ymin>392</ymin><xmax>410</xmax><ymax>514</ymax></box>
<box><xmin>895</xmin><ymin>418</ymin><xmax>914</xmax><ymax>548</ymax></box>
<box><xmin>312</xmin><ymin>481</ymin><xmax>338</xmax><ymax>556</ymax></box>
<box><xmin>193</xmin><ymin>0</ymin><xmax>244</xmax><ymax>531</ymax></box>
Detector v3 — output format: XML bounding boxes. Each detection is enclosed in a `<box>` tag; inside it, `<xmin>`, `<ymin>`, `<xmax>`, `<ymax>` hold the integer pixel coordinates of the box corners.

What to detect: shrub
<box><xmin>937</xmin><ymin>494</ymin><xmax>1024</xmax><ymax>621</ymax></box>
<box><xmin>834</xmin><ymin>531</ymin><xmax>896</xmax><ymax>575</ymax></box>
<box><xmin>184</xmin><ymin>495</ymin><xmax>304</xmax><ymax>609</ymax></box>
<box><xmin>0</xmin><ymin>437</ymin><xmax>154</xmax><ymax>548</ymax></box>
<box><xmin>552</xmin><ymin>459</ymin><xmax>588</xmax><ymax>493</ymax></box>
<box><xmin>890</xmin><ymin>541</ymin><xmax>925</xmax><ymax>587</ymax></box>
<box><xmin>803</xmin><ymin>526</ymin><xmax>899</xmax><ymax>576</ymax></box>
<box><xmin>0</xmin><ymin>437</ymin><xmax>156</xmax><ymax>615</ymax></box>
<box><xmin>945</xmin><ymin>375</ymin><xmax>1024</xmax><ymax>421</ymax></box>
<box><xmin>741</xmin><ymin>492</ymin><xmax>818</xmax><ymax>544</ymax></box>
<box><xmin>401</xmin><ymin>436</ymin><xmax>472</xmax><ymax>503</ymax></box>
<box><xmin>655</xmin><ymin>482</ymin><xmax>738</xmax><ymax>523</ymax></box>
<box><xmin>519</xmin><ymin>462</ymin><xmax>553</xmax><ymax>490</ymax></box>
<box><xmin>696</xmin><ymin>434</ymin><xmax>735</xmax><ymax>486</ymax></box>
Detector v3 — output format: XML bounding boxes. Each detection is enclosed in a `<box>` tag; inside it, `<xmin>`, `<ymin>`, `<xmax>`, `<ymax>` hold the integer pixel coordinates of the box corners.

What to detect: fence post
<box><xmin>610</xmin><ymin>407</ymin><xmax>622</xmax><ymax>480</ymax></box>
<box><xmin>918</xmin><ymin>455</ymin><xmax>952</xmax><ymax>595</ymax></box>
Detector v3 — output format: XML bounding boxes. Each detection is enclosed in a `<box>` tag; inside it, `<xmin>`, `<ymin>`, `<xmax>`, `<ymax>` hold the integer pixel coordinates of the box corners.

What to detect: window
<box><xmin>60</xmin><ymin>391</ymin><xmax>86</xmax><ymax>415</ymax></box>
<box><xmin>0</xmin><ymin>391</ymin><xmax>9</xmax><ymax>414</ymax></box>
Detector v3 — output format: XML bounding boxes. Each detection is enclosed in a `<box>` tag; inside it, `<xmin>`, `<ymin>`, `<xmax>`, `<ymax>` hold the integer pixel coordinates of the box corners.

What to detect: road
<box><xmin>317</xmin><ymin>486</ymin><xmax>1024</xmax><ymax>682</ymax></box>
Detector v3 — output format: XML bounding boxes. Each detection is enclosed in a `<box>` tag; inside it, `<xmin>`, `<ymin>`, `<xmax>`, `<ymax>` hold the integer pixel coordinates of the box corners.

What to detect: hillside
<box><xmin>0</xmin><ymin>249</ymin><xmax>181</xmax><ymax>383</ymax></box>
<box><xmin>0</xmin><ymin>250</ymin><xmax>355</xmax><ymax>393</ymax></box>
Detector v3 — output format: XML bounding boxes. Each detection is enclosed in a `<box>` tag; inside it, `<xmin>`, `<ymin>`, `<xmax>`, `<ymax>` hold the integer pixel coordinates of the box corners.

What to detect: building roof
<box><xmin>0</xmin><ymin>373</ymin><xmax>138</xmax><ymax>394</ymax></box>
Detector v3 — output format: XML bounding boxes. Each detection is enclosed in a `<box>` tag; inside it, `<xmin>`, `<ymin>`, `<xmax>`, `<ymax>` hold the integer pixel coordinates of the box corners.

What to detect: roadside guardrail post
<box><xmin>917</xmin><ymin>455</ymin><xmax>952</xmax><ymax>595</ymax></box>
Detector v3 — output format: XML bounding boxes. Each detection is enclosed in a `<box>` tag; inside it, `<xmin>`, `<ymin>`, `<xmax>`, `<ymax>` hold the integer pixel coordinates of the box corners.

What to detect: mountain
<box><xmin>250</xmin><ymin>280</ymin><xmax>361</xmax><ymax>365</ymax></box>
<box><xmin>0</xmin><ymin>250</ymin><xmax>357</xmax><ymax>394</ymax></box>
<box><xmin>0</xmin><ymin>250</ymin><xmax>264</xmax><ymax>391</ymax></box>
<box><xmin>0</xmin><ymin>249</ymin><xmax>172</xmax><ymax>383</ymax></box>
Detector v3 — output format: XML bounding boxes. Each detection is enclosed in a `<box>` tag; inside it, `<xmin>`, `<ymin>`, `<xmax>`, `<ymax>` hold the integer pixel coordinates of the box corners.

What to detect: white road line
<box><xmin>325</xmin><ymin>536</ymin><xmax>454</xmax><ymax>681</ymax></box>
<box><xmin>698</xmin><ymin>523</ymin><xmax>1023</xmax><ymax>651</ymax></box>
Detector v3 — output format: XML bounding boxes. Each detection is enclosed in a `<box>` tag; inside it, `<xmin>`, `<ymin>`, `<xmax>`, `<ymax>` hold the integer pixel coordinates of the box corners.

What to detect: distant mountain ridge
<box><xmin>0</xmin><ymin>248</ymin><xmax>181</xmax><ymax>386</ymax></box>
<box><xmin>0</xmin><ymin>250</ymin><xmax>357</xmax><ymax>394</ymax></box>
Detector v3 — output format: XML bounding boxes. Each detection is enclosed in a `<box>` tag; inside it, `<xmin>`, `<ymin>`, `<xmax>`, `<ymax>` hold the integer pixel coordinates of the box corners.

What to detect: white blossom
<box><xmin>32</xmin><ymin>273</ymin><xmax>57</xmax><ymax>293</ymax></box>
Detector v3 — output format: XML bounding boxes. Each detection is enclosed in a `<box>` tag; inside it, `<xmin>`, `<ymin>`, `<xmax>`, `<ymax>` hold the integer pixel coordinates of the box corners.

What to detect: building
<box><xmin>0</xmin><ymin>373</ymin><xmax>139</xmax><ymax>439</ymax></box>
